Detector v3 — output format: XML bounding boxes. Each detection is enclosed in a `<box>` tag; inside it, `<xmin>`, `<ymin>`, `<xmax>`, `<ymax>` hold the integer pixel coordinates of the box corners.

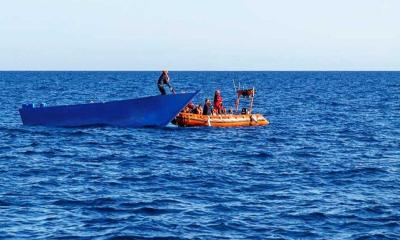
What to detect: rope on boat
<box><xmin>251</xmin><ymin>114</ymin><xmax>258</xmax><ymax>124</ymax></box>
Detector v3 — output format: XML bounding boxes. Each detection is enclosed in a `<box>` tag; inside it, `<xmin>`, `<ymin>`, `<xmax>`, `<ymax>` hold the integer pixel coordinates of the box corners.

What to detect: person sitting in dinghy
<box><xmin>157</xmin><ymin>70</ymin><xmax>176</xmax><ymax>95</ymax></box>
<box><xmin>192</xmin><ymin>104</ymin><xmax>203</xmax><ymax>114</ymax></box>
<box><xmin>202</xmin><ymin>98</ymin><xmax>212</xmax><ymax>115</ymax></box>
<box><xmin>181</xmin><ymin>102</ymin><xmax>195</xmax><ymax>113</ymax></box>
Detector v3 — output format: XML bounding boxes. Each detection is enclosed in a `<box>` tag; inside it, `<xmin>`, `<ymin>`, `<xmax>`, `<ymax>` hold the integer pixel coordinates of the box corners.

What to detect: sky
<box><xmin>0</xmin><ymin>0</ymin><xmax>399</xmax><ymax>70</ymax></box>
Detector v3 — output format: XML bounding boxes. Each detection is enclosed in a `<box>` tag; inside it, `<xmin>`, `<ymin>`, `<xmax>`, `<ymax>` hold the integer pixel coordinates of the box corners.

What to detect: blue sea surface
<box><xmin>0</xmin><ymin>71</ymin><xmax>399</xmax><ymax>239</ymax></box>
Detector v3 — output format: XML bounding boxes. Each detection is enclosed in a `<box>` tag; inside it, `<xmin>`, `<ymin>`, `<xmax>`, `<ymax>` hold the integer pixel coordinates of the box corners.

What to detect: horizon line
<box><xmin>0</xmin><ymin>70</ymin><xmax>399</xmax><ymax>72</ymax></box>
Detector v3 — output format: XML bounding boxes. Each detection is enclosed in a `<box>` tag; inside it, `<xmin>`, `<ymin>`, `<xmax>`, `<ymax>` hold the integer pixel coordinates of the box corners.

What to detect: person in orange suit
<box><xmin>213</xmin><ymin>90</ymin><xmax>224</xmax><ymax>114</ymax></box>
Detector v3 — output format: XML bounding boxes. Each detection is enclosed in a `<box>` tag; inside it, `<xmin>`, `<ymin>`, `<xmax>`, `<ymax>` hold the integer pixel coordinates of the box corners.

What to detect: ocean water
<box><xmin>0</xmin><ymin>71</ymin><xmax>399</xmax><ymax>239</ymax></box>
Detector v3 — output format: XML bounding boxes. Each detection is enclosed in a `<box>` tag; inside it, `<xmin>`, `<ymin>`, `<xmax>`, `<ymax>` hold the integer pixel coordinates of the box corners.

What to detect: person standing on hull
<box><xmin>157</xmin><ymin>70</ymin><xmax>176</xmax><ymax>95</ymax></box>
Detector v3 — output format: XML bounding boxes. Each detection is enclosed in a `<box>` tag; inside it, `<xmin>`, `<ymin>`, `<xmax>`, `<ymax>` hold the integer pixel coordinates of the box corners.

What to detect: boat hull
<box><xmin>172</xmin><ymin>112</ymin><xmax>269</xmax><ymax>127</ymax></box>
<box><xmin>19</xmin><ymin>92</ymin><xmax>198</xmax><ymax>127</ymax></box>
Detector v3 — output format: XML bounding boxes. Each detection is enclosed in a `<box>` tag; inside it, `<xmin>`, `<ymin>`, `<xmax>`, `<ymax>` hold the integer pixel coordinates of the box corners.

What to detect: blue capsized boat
<box><xmin>19</xmin><ymin>91</ymin><xmax>199</xmax><ymax>127</ymax></box>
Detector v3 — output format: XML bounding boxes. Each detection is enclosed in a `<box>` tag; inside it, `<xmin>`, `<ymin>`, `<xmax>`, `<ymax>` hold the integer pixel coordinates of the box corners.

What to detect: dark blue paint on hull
<box><xmin>19</xmin><ymin>91</ymin><xmax>198</xmax><ymax>127</ymax></box>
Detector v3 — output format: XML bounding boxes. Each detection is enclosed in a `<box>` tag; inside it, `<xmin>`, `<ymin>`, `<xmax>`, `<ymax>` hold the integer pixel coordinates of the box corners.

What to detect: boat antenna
<box><xmin>233</xmin><ymin>80</ymin><xmax>242</xmax><ymax>113</ymax></box>
<box><xmin>232</xmin><ymin>79</ymin><xmax>237</xmax><ymax>92</ymax></box>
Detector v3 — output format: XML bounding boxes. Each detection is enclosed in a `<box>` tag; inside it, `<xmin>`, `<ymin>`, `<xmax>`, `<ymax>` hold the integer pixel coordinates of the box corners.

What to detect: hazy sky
<box><xmin>1</xmin><ymin>0</ymin><xmax>399</xmax><ymax>70</ymax></box>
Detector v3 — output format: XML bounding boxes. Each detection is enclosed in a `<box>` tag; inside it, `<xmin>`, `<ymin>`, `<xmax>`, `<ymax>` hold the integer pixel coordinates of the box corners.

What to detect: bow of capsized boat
<box><xmin>19</xmin><ymin>91</ymin><xmax>199</xmax><ymax>127</ymax></box>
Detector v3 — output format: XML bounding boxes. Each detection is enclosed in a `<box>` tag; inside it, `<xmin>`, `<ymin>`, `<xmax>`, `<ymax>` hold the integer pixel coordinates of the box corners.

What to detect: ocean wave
<box><xmin>0</xmin><ymin>71</ymin><xmax>399</xmax><ymax>238</ymax></box>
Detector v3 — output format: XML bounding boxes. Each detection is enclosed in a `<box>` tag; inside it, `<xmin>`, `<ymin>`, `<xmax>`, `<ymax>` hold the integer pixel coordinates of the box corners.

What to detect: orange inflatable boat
<box><xmin>172</xmin><ymin>112</ymin><xmax>269</xmax><ymax>127</ymax></box>
<box><xmin>172</xmin><ymin>87</ymin><xmax>269</xmax><ymax>127</ymax></box>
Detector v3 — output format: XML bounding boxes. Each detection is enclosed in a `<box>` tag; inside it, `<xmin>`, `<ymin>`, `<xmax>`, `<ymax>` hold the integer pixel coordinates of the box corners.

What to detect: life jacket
<box><xmin>214</xmin><ymin>95</ymin><xmax>223</xmax><ymax>110</ymax></box>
